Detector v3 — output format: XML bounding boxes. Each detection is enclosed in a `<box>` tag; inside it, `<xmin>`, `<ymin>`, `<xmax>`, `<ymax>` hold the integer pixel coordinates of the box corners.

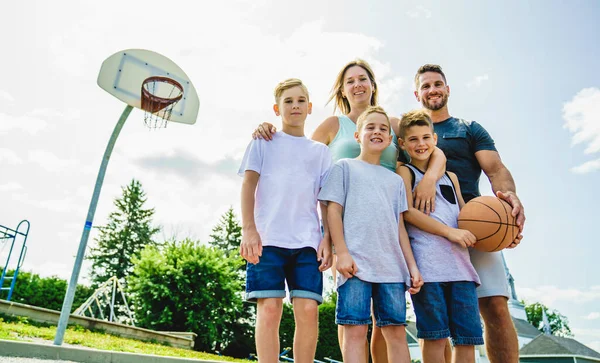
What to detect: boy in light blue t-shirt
<box><xmin>239</xmin><ymin>78</ymin><xmax>332</xmax><ymax>363</ymax></box>
<box><xmin>318</xmin><ymin>106</ymin><xmax>423</xmax><ymax>363</ymax></box>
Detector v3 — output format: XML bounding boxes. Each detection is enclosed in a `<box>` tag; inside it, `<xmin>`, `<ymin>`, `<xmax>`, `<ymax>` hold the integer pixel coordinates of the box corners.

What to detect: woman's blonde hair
<box><xmin>327</xmin><ymin>59</ymin><xmax>378</xmax><ymax>114</ymax></box>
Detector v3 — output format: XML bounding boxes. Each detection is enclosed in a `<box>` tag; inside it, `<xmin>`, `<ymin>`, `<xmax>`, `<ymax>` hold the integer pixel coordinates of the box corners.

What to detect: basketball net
<box><xmin>141</xmin><ymin>76</ymin><xmax>184</xmax><ymax>129</ymax></box>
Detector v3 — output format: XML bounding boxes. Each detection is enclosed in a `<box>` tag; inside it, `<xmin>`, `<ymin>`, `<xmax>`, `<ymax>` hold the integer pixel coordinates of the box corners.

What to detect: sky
<box><xmin>1</xmin><ymin>0</ymin><xmax>599</xmax><ymax>352</ymax></box>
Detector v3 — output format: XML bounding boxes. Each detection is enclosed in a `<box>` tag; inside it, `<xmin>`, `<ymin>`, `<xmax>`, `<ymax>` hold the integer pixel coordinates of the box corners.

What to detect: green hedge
<box><xmin>1</xmin><ymin>269</ymin><xmax>93</xmax><ymax>312</ymax></box>
<box><xmin>279</xmin><ymin>298</ymin><xmax>342</xmax><ymax>361</ymax></box>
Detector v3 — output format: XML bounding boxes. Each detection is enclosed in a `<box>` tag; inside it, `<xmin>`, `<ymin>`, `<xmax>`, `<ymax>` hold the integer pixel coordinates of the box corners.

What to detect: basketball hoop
<box><xmin>141</xmin><ymin>76</ymin><xmax>184</xmax><ymax>129</ymax></box>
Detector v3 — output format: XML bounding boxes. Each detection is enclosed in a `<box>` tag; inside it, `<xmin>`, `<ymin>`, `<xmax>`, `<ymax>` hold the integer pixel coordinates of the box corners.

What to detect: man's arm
<box><xmin>327</xmin><ymin>202</ymin><xmax>357</xmax><ymax>278</ymax></box>
<box><xmin>240</xmin><ymin>171</ymin><xmax>262</xmax><ymax>264</ymax></box>
<box><xmin>413</xmin><ymin>147</ymin><xmax>447</xmax><ymax>215</ymax></box>
<box><xmin>476</xmin><ymin>150</ymin><xmax>526</xmax><ymax>236</ymax></box>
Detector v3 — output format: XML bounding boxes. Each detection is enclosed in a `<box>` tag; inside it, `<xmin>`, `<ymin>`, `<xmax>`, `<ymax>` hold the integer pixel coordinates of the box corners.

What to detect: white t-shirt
<box><xmin>238</xmin><ymin>132</ymin><xmax>332</xmax><ymax>251</ymax></box>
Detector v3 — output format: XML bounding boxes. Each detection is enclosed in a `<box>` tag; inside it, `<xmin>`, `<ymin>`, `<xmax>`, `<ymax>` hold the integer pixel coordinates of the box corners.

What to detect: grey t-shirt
<box><xmin>318</xmin><ymin>159</ymin><xmax>411</xmax><ymax>288</ymax></box>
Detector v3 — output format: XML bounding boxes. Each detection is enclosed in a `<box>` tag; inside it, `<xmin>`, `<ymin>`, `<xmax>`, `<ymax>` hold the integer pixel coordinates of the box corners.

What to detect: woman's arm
<box><xmin>311</xmin><ymin>116</ymin><xmax>339</xmax><ymax>145</ymax></box>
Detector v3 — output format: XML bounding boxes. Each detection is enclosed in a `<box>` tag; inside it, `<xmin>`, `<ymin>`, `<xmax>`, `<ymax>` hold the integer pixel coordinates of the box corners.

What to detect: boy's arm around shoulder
<box><xmin>397</xmin><ymin>166</ymin><xmax>475</xmax><ymax>248</ymax></box>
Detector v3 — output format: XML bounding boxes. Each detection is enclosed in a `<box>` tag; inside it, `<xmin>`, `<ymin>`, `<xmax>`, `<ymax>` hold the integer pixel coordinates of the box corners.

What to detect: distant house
<box><xmin>520</xmin><ymin>334</ymin><xmax>600</xmax><ymax>362</ymax></box>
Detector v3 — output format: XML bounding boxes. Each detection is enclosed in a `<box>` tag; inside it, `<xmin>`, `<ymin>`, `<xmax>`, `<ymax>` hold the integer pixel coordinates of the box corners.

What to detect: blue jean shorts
<box><xmin>246</xmin><ymin>246</ymin><xmax>323</xmax><ymax>304</ymax></box>
<box><xmin>336</xmin><ymin>277</ymin><xmax>407</xmax><ymax>327</ymax></box>
<box><xmin>411</xmin><ymin>281</ymin><xmax>483</xmax><ymax>346</ymax></box>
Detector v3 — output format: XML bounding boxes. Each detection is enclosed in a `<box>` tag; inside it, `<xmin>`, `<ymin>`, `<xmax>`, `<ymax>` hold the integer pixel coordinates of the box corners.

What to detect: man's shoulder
<box><xmin>448</xmin><ymin>116</ymin><xmax>474</xmax><ymax>127</ymax></box>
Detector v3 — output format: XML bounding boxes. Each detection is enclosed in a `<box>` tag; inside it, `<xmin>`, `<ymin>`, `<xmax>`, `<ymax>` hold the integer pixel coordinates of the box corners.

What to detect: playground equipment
<box><xmin>73</xmin><ymin>276</ymin><xmax>135</xmax><ymax>325</ymax></box>
<box><xmin>54</xmin><ymin>49</ymin><xmax>199</xmax><ymax>346</ymax></box>
<box><xmin>0</xmin><ymin>220</ymin><xmax>30</xmax><ymax>301</ymax></box>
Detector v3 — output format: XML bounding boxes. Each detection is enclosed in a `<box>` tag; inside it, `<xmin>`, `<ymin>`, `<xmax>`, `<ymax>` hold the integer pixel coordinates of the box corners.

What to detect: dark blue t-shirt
<box><xmin>435</xmin><ymin>117</ymin><xmax>496</xmax><ymax>202</ymax></box>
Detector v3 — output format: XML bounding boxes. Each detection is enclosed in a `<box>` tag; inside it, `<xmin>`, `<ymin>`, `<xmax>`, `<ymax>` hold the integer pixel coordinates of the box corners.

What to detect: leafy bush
<box><xmin>127</xmin><ymin>239</ymin><xmax>245</xmax><ymax>352</ymax></box>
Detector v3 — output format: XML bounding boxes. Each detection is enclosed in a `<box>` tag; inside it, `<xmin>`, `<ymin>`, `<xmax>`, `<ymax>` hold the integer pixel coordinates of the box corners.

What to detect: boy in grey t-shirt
<box><xmin>318</xmin><ymin>106</ymin><xmax>423</xmax><ymax>363</ymax></box>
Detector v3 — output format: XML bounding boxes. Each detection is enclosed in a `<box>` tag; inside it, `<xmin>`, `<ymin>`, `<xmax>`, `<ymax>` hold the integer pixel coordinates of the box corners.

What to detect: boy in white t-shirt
<box><xmin>239</xmin><ymin>78</ymin><xmax>333</xmax><ymax>363</ymax></box>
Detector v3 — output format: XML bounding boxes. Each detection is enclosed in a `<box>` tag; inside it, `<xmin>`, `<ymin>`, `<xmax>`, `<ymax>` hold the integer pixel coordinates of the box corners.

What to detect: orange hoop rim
<box><xmin>141</xmin><ymin>76</ymin><xmax>184</xmax><ymax>113</ymax></box>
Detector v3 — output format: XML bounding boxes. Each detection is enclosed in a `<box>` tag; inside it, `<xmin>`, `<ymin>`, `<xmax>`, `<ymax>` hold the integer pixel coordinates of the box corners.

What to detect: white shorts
<box><xmin>469</xmin><ymin>249</ymin><xmax>510</xmax><ymax>299</ymax></box>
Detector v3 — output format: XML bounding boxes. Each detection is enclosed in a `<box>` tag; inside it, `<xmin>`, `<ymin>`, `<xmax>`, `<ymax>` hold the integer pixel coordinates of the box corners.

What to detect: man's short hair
<box><xmin>414</xmin><ymin>64</ymin><xmax>447</xmax><ymax>89</ymax></box>
<box><xmin>398</xmin><ymin>109</ymin><xmax>434</xmax><ymax>139</ymax></box>
<box><xmin>274</xmin><ymin>78</ymin><xmax>309</xmax><ymax>103</ymax></box>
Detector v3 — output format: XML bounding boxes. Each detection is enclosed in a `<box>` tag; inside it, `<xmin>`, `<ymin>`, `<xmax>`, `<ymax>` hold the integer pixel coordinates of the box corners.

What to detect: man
<box><xmin>412</xmin><ymin>64</ymin><xmax>525</xmax><ymax>363</ymax></box>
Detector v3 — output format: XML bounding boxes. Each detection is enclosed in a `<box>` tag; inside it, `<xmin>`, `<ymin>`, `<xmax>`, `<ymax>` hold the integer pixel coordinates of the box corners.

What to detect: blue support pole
<box><xmin>54</xmin><ymin>105</ymin><xmax>133</xmax><ymax>346</ymax></box>
<box><xmin>5</xmin><ymin>220</ymin><xmax>30</xmax><ymax>300</ymax></box>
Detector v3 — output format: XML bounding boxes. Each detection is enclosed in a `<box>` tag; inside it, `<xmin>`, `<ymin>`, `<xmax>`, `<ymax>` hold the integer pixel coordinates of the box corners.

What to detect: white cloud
<box><xmin>0</xmin><ymin>112</ymin><xmax>48</xmax><ymax>135</ymax></box>
<box><xmin>0</xmin><ymin>148</ymin><xmax>23</xmax><ymax>164</ymax></box>
<box><xmin>571</xmin><ymin>158</ymin><xmax>600</xmax><ymax>174</ymax></box>
<box><xmin>406</xmin><ymin>5</ymin><xmax>432</xmax><ymax>19</ymax></box>
<box><xmin>563</xmin><ymin>87</ymin><xmax>600</xmax><ymax>158</ymax></box>
<box><xmin>584</xmin><ymin>312</ymin><xmax>600</xmax><ymax>320</ymax></box>
<box><xmin>0</xmin><ymin>182</ymin><xmax>23</xmax><ymax>192</ymax></box>
<box><xmin>467</xmin><ymin>74</ymin><xmax>489</xmax><ymax>88</ymax></box>
<box><xmin>519</xmin><ymin>285</ymin><xmax>600</xmax><ymax>305</ymax></box>
<box><xmin>28</xmin><ymin>150</ymin><xmax>78</xmax><ymax>172</ymax></box>
<box><xmin>0</xmin><ymin>90</ymin><xmax>14</xmax><ymax>103</ymax></box>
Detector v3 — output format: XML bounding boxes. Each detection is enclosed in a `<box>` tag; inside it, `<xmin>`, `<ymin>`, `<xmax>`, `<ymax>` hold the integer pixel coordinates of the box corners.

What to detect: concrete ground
<box><xmin>0</xmin><ymin>339</ymin><xmax>225</xmax><ymax>363</ymax></box>
<box><xmin>1</xmin><ymin>358</ymin><xmax>78</xmax><ymax>363</ymax></box>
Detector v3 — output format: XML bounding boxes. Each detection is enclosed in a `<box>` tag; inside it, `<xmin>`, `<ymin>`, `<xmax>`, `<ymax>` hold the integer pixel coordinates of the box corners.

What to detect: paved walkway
<box><xmin>1</xmin><ymin>358</ymin><xmax>78</xmax><ymax>363</ymax></box>
<box><xmin>0</xmin><ymin>339</ymin><xmax>224</xmax><ymax>363</ymax></box>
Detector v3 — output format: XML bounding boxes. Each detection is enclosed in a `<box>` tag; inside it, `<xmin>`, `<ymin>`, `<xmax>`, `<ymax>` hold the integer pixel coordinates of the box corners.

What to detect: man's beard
<box><xmin>423</xmin><ymin>93</ymin><xmax>448</xmax><ymax>111</ymax></box>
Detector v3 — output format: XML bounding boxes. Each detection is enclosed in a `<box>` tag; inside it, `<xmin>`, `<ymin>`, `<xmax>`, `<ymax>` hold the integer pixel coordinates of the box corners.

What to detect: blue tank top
<box><xmin>328</xmin><ymin>115</ymin><xmax>399</xmax><ymax>171</ymax></box>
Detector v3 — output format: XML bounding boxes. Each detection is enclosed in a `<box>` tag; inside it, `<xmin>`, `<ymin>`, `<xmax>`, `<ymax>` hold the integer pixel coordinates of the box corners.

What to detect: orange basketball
<box><xmin>457</xmin><ymin>196</ymin><xmax>519</xmax><ymax>252</ymax></box>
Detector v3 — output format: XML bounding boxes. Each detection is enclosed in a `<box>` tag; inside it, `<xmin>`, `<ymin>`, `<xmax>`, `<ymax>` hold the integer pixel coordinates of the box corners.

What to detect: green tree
<box><xmin>87</xmin><ymin>179</ymin><xmax>160</xmax><ymax>287</ymax></box>
<box><xmin>208</xmin><ymin>206</ymin><xmax>242</xmax><ymax>254</ymax></box>
<box><xmin>524</xmin><ymin>301</ymin><xmax>572</xmax><ymax>337</ymax></box>
<box><xmin>127</xmin><ymin>239</ymin><xmax>245</xmax><ymax>353</ymax></box>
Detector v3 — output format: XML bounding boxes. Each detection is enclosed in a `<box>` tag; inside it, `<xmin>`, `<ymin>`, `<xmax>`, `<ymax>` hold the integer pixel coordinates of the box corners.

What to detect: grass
<box><xmin>0</xmin><ymin>315</ymin><xmax>247</xmax><ymax>362</ymax></box>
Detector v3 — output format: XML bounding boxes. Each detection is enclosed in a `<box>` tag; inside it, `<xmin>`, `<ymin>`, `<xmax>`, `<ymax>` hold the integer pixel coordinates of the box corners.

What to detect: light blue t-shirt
<box><xmin>318</xmin><ymin>159</ymin><xmax>411</xmax><ymax>287</ymax></box>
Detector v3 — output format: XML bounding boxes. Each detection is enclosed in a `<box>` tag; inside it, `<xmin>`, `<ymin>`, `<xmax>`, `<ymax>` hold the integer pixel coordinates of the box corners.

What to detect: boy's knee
<box><xmin>479</xmin><ymin>296</ymin><xmax>511</xmax><ymax>325</ymax></box>
<box><xmin>258</xmin><ymin>298</ymin><xmax>283</xmax><ymax>320</ymax></box>
<box><xmin>381</xmin><ymin>325</ymin><xmax>407</xmax><ymax>341</ymax></box>
<box><xmin>344</xmin><ymin>325</ymin><xmax>369</xmax><ymax>341</ymax></box>
<box><xmin>293</xmin><ymin>299</ymin><xmax>319</xmax><ymax>320</ymax></box>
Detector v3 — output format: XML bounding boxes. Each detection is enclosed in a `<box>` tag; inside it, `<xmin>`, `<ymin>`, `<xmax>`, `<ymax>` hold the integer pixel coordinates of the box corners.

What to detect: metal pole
<box><xmin>54</xmin><ymin>105</ymin><xmax>133</xmax><ymax>346</ymax></box>
<box><xmin>110</xmin><ymin>277</ymin><xmax>117</xmax><ymax>322</ymax></box>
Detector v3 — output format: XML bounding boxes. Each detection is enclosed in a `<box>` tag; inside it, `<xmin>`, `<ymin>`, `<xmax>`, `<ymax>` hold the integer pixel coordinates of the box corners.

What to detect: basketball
<box><xmin>458</xmin><ymin>196</ymin><xmax>519</xmax><ymax>252</ymax></box>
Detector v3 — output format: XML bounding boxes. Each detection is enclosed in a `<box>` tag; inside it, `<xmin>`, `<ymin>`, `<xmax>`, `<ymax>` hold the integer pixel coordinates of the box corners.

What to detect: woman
<box><xmin>253</xmin><ymin>59</ymin><xmax>447</xmax><ymax>363</ymax></box>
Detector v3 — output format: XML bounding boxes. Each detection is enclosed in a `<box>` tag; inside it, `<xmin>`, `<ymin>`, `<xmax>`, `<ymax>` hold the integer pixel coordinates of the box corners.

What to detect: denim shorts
<box><xmin>246</xmin><ymin>246</ymin><xmax>323</xmax><ymax>303</ymax></box>
<box><xmin>411</xmin><ymin>281</ymin><xmax>484</xmax><ymax>346</ymax></box>
<box><xmin>336</xmin><ymin>277</ymin><xmax>407</xmax><ymax>327</ymax></box>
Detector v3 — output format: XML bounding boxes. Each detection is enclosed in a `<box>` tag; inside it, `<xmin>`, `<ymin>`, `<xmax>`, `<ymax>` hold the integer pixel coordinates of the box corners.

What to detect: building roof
<box><xmin>520</xmin><ymin>334</ymin><xmax>600</xmax><ymax>358</ymax></box>
<box><xmin>512</xmin><ymin>317</ymin><xmax>543</xmax><ymax>338</ymax></box>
